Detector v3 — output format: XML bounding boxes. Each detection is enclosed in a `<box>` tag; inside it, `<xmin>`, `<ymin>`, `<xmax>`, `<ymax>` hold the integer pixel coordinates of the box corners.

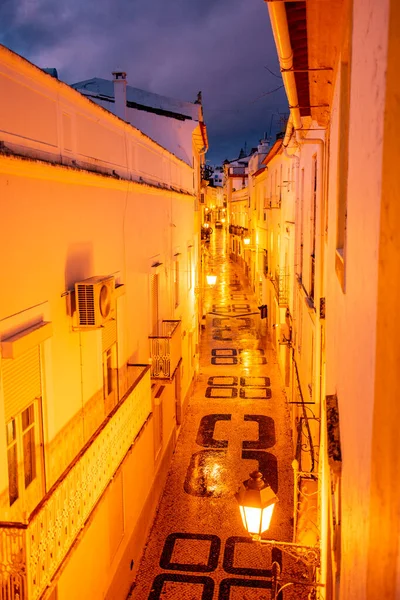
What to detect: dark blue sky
<box><xmin>0</xmin><ymin>0</ymin><xmax>288</xmax><ymax>164</ymax></box>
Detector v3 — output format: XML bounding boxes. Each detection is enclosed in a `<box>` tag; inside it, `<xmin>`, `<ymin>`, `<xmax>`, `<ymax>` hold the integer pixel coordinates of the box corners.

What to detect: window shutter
<box><xmin>102</xmin><ymin>319</ymin><xmax>117</xmax><ymax>352</ymax></box>
<box><xmin>2</xmin><ymin>347</ymin><xmax>41</xmax><ymax>422</ymax></box>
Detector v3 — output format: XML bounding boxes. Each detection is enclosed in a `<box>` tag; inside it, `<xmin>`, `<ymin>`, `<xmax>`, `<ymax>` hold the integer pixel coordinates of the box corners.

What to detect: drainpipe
<box><xmin>266</xmin><ymin>2</ymin><xmax>302</xmax><ymax>131</ymax></box>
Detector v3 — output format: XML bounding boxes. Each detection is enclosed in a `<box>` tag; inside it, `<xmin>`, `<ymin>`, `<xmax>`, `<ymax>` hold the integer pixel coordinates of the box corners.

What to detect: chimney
<box><xmin>112</xmin><ymin>70</ymin><xmax>127</xmax><ymax>121</ymax></box>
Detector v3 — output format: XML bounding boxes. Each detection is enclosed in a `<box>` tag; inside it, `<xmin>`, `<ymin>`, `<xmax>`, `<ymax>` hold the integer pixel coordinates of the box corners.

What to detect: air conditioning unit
<box><xmin>75</xmin><ymin>275</ymin><xmax>115</xmax><ymax>328</ymax></box>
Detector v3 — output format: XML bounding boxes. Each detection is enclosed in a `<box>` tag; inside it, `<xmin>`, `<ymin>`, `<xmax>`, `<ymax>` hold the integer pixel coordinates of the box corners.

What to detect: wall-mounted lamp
<box><xmin>243</xmin><ymin>237</ymin><xmax>251</xmax><ymax>245</ymax></box>
<box><xmin>206</xmin><ymin>273</ymin><xmax>217</xmax><ymax>286</ymax></box>
<box><xmin>235</xmin><ymin>471</ymin><xmax>278</xmax><ymax>537</ymax></box>
<box><xmin>235</xmin><ymin>471</ymin><xmax>322</xmax><ymax>598</ymax></box>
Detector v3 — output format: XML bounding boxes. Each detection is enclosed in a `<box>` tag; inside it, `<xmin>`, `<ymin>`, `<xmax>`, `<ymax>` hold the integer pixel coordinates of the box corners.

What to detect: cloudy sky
<box><xmin>0</xmin><ymin>0</ymin><xmax>289</xmax><ymax>164</ymax></box>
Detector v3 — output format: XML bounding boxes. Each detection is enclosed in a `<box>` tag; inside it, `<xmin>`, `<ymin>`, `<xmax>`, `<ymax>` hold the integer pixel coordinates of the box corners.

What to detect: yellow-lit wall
<box><xmin>324</xmin><ymin>0</ymin><xmax>390</xmax><ymax>596</ymax></box>
<box><xmin>0</xmin><ymin>44</ymin><xmax>201</xmax><ymax>598</ymax></box>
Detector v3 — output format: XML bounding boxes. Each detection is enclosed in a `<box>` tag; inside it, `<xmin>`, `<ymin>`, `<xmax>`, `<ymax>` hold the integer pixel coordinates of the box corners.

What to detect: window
<box><xmin>187</xmin><ymin>247</ymin><xmax>193</xmax><ymax>290</ymax></box>
<box><xmin>22</xmin><ymin>404</ymin><xmax>36</xmax><ymax>488</ymax></box>
<box><xmin>102</xmin><ymin>319</ymin><xmax>118</xmax><ymax>413</ymax></box>
<box><xmin>6</xmin><ymin>402</ymin><xmax>39</xmax><ymax>506</ymax></box>
<box><xmin>310</xmin><ymin>157</ymin><xmax>317</xmax><ymax>301</ymax></box>
<box><xmin>103</xmin><ymin>347</ymin><xmax>114</xmax><ymax>398</ymax></box>
<box><xmin>2</xmin><ymin>345</ymin><xmax>44</xmax><ymax>508</ymax></box>
<box><xmin>336</xmin><ymin>1</ymin><xmax>353</xmax><ymax>291</ymax></box>
<box><xmin>6</xmin><ymin>419</ymin><xmax>18</xmax><ymax>505</ymax></box>
<box><xmin>263</xmin><ymin>250</ymin><xmax>268</xmax><ymax>276</ymax></box>
<box><xmin>299</xmin><ymin>168</ymin><xmax>305</xmax><ymax>279</ymax></box>
<box><xmin>151</xmin><ymin>273</ymin><xmax>159</xmax><ymax>334</ymax></box>
<box><xmin>174</xmin><ymin>260</ymin><xmax>180</xmax><ymax>308</ymax></box>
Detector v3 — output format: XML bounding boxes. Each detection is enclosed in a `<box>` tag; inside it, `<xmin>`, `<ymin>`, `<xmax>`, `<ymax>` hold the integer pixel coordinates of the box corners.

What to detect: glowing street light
<box><xmin>206</xmin><ymin>272</ymin><xmax>217</xmax><ymax>286</ymax></box>
<box><xmin>235</xmin><ymin>471</ymin><xmax>278</xmax><ymax>539</ymax></box>
<box><xmin>235</xmin><ymin>470</ymin><xmax>322</xmax><ymax>584</ymax></box>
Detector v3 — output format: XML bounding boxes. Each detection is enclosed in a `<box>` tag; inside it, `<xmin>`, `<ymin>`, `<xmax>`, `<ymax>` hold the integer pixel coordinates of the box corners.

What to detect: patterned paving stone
<box><xmin>130</xmin><ymin>230</ymin><xmax>309</xmax><ymax>600</ymax></box>
<box><xmin>211</xmin><ymin>349</ymin><xmax>237</xmax><ymax>357</ymax></box>
<box><xmin>205</xmin><ymin>386</ymin><xmax>238</xmax><ymax>398</ymax></box>
<box><xmin>240</xmin><ymin>376</ymin><xmax>270</xmax><ymax>386</ymax></box>
<box><xmin>212</xmin><ymin>331</ymin><xmax>233</xmax><ymax>342</ymax></box>
<box><xmin>211</xmin><ymin>356</ymin><xmax>237</xmax><ymax>365</ymax></box>
<box><xmin>240</xmin><ymin>387</ymin><xmax>272</xmax><ymax>400</ymax></box>
<box><xmin>207</xmin><ymin>376</ymin><xmax>238</xmax><ymax>386</ymax></box>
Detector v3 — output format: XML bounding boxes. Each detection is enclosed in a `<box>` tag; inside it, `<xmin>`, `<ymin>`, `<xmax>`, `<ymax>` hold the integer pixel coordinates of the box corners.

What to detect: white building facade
<box><xmin>0</xmin><ymin>45</ymin><xmax>206</xmax><ymax>600</ymax></box>
<box><xmin>225</xmin><ymin>0</ymin><xmax>400</xmax><ymax>597</ymax></box>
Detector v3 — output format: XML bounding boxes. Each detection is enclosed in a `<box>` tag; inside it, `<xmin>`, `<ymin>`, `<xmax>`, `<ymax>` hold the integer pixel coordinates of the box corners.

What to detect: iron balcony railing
<box><xmin>0</xmin><ymin>365</ymin><xmax>151</xmax><ymax>600</ymax></box>
<box><xmin>228</xmin><ymin>225</ymin><xmax>248</xmax><ymax>237</ymax></box>
<box><xmin>272</xmin><ymin>268</ymin><xmax>290</xmax><ymax>306</ymax></box>
<box><xmin>149</xmin><ymin>320</ymin><xmax>181</xmax><ymax>379</ymax></box>
<box><xmin>228</xmin><ymin>166</ymin><xmax>248</xmax><ymax>176</ymax></box>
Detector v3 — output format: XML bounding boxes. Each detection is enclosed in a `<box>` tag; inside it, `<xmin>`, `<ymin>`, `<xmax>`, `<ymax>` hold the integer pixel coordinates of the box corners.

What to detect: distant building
<box><xmin>72</xmin><ymin>72</ymin><xmax>207</xmax><ymax>166</ymax></box>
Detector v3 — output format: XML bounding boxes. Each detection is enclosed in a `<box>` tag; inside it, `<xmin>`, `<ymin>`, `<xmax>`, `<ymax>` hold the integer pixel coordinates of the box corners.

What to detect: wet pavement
<box><xmin>129</xmin><ymin>229</ymin><xmax>308</xmax><ymax>599</ymax></box>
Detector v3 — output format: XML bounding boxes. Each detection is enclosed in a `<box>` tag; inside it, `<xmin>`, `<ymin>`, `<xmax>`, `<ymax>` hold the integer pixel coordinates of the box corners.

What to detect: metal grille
<box><xmin>76</xmin><ymin>284</ymin><xmax>95</xmax><ymax>326</ymax></box>
<box><xmin>0</xmin><ymin>367</ymin><xmax>151</xmax><ymax>600</ymax></box>
<box><xmin>2</xmin><ymin>347</ymin><xmax>41</xmax><ymax>422</ymax></box>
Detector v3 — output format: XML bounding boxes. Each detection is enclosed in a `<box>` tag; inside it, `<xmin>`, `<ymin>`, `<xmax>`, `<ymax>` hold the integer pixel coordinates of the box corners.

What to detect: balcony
<box><xmin>0</xmin><ymin>365</ymin><xmax>151</xmax><ymax>600</ymax></box>
<box><xmin>228</xmin><ymin>166</ymin><xmax>248</xmax><ymax>176</ymax></box>
<box><xmin>228</xmin><ymin>225</ymin><xmax>248</xmax><ymax>237</ymax></box>
<box><xmin>149</xmin><ymin>320</ymin><xmax>181</xmax><ymax>379</ymax></box>
<box><xmin>272</xmin><ymin>268</ymin><xmax>290</xmax><ymax>306</ymax></box>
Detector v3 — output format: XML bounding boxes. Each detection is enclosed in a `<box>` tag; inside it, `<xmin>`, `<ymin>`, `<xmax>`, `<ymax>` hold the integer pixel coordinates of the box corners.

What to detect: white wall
<box><xmin>324</xmin><ymin>0</ymin><xmax>388</xmax><ymax>595</ymax></box>
<box><xmin>0</xmin><ymin>46</ymin><xmax>198</xmax><ymax>531</ymax></box>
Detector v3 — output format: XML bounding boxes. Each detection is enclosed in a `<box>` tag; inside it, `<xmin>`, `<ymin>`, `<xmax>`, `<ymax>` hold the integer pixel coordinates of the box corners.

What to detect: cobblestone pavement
<box><xmin>129</xmin><ymin>229</ymin><xmax>309</xmax><ymax>599</ymax></box>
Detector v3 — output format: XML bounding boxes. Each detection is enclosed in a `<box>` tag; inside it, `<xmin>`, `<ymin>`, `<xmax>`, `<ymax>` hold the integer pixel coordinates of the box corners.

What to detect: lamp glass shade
<box><xmin>236</xmin><ymin>471</ymin><xmax>278</xmax><ymax>536</ymax></box>
<box><xmin>206</xmin><ymin>274</ymin><xmax>217</xmax><ymax>286</ymax></box>
<box><xmin>243</xmin><ymin>237</ymin><xmax>251</xmax><ymax>245</ymax></box>
<box><xmin>239</xmin><ymin>504</ymin><xmax>275</xmax><ymax>535</ymax></box>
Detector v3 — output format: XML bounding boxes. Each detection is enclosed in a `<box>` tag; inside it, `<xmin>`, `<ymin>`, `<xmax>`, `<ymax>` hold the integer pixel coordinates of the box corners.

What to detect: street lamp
<box><xmin>206</xmin><ymin>272</ymin><xmax>217</xmax><ymax>286</ymax></box>
<box><xmin>235</xmin><ymin>471</ymin><xmax>321</xmax><ymax>573</ymax></box>
<box><xmin>235</xmin><ymin>471</ymin><xmax>278</xmax><ymax>538</ymax></box>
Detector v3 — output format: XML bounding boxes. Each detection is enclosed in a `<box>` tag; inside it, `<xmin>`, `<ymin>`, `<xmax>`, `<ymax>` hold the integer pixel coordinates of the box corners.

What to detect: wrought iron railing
<box><xmin>291</xmin><ymin>356</ymin><xmax>321</xmax><ymax>555</ymax></box>
<box><xmin>228</xmin><ymin>225</ymin><xmax>248</xmax><ymax>237</ymax></box>
<box><xmin>272</xmin><ymin>268</ymin><xmax>289</xmax><ymax>305</ymax></box>
<box><xmin>228</xmin><ymin>166</ymin><xmax>247</xmax><ymax>176</ymax></box>
<box><xmin>149</xmin><ymin>320</ymin><xmax>181</xmax><ymax>379</ymax></box>
<box><xmin>0</xmin><ymin>365</ymin><xmax>151</xmax><ymax>600</ymax></box>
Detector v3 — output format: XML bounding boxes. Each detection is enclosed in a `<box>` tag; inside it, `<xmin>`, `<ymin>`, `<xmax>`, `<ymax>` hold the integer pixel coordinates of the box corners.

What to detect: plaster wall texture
<box><xmin>0</xmin><ymin>47</ymin><xmax>194</xmax><ymax>195</ymax></box>
<box><xmin>55</xmin><ymin>418</ymin><xmax>175</xmax><ymax>600</ymax></box>
<box><xmin>128</xmin><ymin>108</ymin><xmax>197</xmax><ymax>166</ymax></box>
<box><xmin>324</xmin><ymin>0</ymin><xmax>389</xmax><ymax>596</ymax></box>
<box><xmin>0</xmin><ymin>45</ymin><xmax>199</xmax><ymax>540</ymax></box>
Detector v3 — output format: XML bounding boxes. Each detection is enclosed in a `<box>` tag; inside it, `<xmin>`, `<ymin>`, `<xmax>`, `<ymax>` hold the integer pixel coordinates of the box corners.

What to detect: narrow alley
<box><xmin>129</xmin><ymin>229</ymin><xmax>310</xmax><ymax>599</ymax></box>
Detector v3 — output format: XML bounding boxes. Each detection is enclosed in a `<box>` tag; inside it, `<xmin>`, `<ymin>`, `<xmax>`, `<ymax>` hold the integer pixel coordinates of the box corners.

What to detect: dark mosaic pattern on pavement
<box><xmin>196</xmin><ymin>415</ymin><xmax>232</xmax><ymax>448</ymax></box>
<box><xmin>129</xmin><ymin>229</ymin><xmax>308</xmax><ymax>600</ymax></box>
<box><xmin>160</xmin><ymin>533</ymin><xmax>221</xmax><ymax>572</ymax></box>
